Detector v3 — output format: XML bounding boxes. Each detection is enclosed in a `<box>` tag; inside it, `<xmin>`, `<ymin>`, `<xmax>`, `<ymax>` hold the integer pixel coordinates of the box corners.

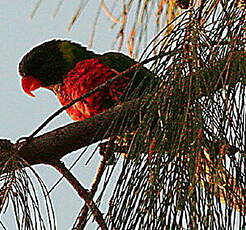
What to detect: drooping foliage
<box><xmin>87</xmin><ymin>1</ymin><xmax>245</xmax><ymax>229</ymax></box>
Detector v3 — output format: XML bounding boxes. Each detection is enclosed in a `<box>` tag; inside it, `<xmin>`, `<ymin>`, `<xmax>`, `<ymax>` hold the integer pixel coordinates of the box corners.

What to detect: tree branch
<box><xmin>74</xmin><ymin>145</ymin><xmax>112</xmax><ymax>229</ymax></box>
<box><xmin>50</xmin><ymin>160</ymin><xmax>108</xmax><ymax>229</ymax></box>
<box><xmin>13</xmin><ymin>99</ymin><xmax>141</xmax><ymax>166</ymax></box>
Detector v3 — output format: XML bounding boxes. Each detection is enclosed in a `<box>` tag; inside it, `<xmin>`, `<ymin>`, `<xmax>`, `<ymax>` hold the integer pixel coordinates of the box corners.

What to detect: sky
<box><xmin>0</xmin><ymin>1</ymin><xmax>122</xmax><ymax>229</ymax></box>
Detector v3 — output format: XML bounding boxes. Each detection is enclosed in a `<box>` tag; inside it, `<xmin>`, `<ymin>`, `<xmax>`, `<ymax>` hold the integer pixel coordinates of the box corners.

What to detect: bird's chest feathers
<box><xmin>52</xmin><ymin>58</ymin><xmax>124</xmax><ymax>121</ymax></box>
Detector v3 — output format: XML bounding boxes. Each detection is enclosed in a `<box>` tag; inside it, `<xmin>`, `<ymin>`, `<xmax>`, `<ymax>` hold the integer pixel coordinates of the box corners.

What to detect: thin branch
<box><xmin>74</xmin><ymin>146</ymin><xmax>112</xmax><ymax>229</ymax></box>
<box><xmin>49</xmin><ymin>160</ymin><xmax>108</xmax><ymax>230</ymax></box>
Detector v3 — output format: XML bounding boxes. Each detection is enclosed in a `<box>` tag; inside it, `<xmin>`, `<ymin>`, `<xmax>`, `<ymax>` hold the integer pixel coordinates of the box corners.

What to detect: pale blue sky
<box><xmin>0</xmin><ymin>1</ymin><xmax>122</xmax><ymax>229</ymax></box>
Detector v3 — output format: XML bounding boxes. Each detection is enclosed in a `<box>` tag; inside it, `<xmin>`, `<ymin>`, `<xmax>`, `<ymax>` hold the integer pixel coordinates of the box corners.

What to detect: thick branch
<box><xmin>15</xmin><ymin>99</ymin><xmax>141</xmax><ymax>166</ymax></box>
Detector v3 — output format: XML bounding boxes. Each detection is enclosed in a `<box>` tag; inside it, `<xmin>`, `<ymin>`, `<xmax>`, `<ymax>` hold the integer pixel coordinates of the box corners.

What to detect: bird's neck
<box><xmin>59</xmin><ymin>41</ymin><xmax>99</xmax><ymax>67</ymax></box>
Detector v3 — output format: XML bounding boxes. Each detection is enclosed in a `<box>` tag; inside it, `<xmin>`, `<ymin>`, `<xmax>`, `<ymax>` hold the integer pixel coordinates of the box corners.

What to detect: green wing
<box><xmin>99</xmin><ymin>52</ymin><xmax>156</xmax><ymax>99</ymax></box>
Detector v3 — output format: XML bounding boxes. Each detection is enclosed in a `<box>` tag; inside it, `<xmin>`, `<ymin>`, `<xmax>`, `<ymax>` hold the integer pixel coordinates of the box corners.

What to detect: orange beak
<box><xmin>21</xmin><ymin>76</ymin><xmax>42</xmax><ymax>97</ymax></box>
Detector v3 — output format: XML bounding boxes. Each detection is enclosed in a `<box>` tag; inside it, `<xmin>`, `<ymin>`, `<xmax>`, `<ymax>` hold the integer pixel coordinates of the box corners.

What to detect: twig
<box><xmin>49</xmin><ymin>160</ymin><xmax>108</xmax><ymax>230</ymax></box>
<box><xmin>74</xmin><ymin>151</ymin><xmax>111</xmax><ymax>229</ymax></box>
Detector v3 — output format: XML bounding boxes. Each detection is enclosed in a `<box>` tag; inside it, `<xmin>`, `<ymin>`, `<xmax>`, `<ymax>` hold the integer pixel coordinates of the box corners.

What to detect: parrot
<box><xmin>18</xmin><ymin>39</ymin><xmax>154</xmax><ymax>121</ymax></box>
